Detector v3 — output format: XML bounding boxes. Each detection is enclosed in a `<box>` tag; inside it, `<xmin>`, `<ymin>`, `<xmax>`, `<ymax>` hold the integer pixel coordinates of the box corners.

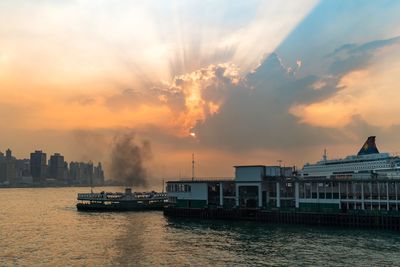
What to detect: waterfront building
<box><xmin>30</xmin><ymin>150</ymin><xmax>47</xmax><ymax>183</ymax></box>
<box><xmin>167</xmin><ymin>167</ymin><xmax>400</xmax><ymax>216</ymax></box>
<box><xmin>166</xmin><ymin>165</ymin><xmax>288</xmax><ymax>209</ymax></box>
<box><xmin>166</xmin><ymin>137</ymin><xmax>400</xmax><ymax>215</ymax></box>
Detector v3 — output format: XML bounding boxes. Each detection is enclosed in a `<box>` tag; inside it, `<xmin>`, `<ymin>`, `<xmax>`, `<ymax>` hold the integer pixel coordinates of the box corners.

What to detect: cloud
<box><xmin>328</xmin><ymin>35</ymin><xmax>400</xmax><ymax>75</ymax></box>
<box><xmin>293</xmin><ymin>35</ymin><xmax>400</xmax><ymax>128</ymax></box>
<box><xmin>104</xmin><ymin>88</ymin><xmax>163</xmax><ymax>111</ymax></box>
<box><xmin>192</xmin><ymin>53</ymin><xmax>345</xmax><ymax>151</ymax></box>
<box><xmin>190</xmin><ymin>35</ymin><xmax>400</xmax><ymax>152</ymax></box>
<box><xmin>343</xmin><ymin>36</ymin><xmax>400</xmax><ymax>55</ymax></box>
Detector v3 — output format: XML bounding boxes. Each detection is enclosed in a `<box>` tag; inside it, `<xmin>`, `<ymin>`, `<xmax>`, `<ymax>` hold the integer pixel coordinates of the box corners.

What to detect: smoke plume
<box><xmin>110</xmin><ymin>132</ymin><xmax>152</xmax><ymax>187</ymax></box>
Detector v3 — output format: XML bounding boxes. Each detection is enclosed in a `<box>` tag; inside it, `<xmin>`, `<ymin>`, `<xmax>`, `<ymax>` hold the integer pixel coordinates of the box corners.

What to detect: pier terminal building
<box><xmin>166</xmin><ymin>137</ymin><xmax>400</xmax><ymax>216</ymax></box>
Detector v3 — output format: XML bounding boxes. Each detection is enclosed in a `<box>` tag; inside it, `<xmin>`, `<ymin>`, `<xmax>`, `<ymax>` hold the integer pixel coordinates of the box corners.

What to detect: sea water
<box><xmin>1</xmin><ymin>187</ymin><xmax>400</xmax><ymax>266</ymax></box>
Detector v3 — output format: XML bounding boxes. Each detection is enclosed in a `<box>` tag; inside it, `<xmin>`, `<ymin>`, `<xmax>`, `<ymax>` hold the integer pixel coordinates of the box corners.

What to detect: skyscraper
<box><xmin>5</xmin><ymin>149</ymin><xmax>12</xmax><ymax>160</ymax></box>
<box><xmin>94</xmin><ymin>162</ymin><xmax>105</xmax><ymax>185</ymax></box>
<box><xmin>0</xmin><ymin>149</ymin><xmax>16</xmax><ymax>184</ymax></box>
<box><xmin>49</xmin><ymin>153</ymin><xmax>65</xmax><ymax>181</ymax></box>
<box><xmin>30</xmin><ymin>150</ymin><xmax>47</xmax><ymax>183</ymax></box>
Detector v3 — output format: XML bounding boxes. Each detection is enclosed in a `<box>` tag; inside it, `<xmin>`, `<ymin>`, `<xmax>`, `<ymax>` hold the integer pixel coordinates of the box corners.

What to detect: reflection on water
<box><xmin>1</xmin><ymin>188</ymin><xmax>400</xmax><ymax>266</ymax></box>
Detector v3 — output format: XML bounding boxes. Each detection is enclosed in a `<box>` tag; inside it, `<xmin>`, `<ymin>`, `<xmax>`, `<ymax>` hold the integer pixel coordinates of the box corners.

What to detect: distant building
<box><xmin>0</xmin><ymin>147</ymin><xmax>105</xmax><ymax>186</ymax></box>
<box><xmin>16</xmin><ymin>159</ymin><xmax>31</xmax><ymax>177</ymax></box>
<box><xmin>81</xmin><ymin>161</ymin><xmax>94</xmax><ymax>185</ymax></box>
<box><xmin>30</xmin><ymin>150</ymin><xmax>47</xmax><ymax>183</ymax></box>
<box><xmin>67</xmin><ymin>161</ymin><xmax>105</xmax><ymax>185</ymax></box>
<box><xmin>5</xmin><ymin>149</ymin><xmax>12</xmax><ymax>160</ymax></box>
<box><xmin>93</xmin><ymin>162</ymin><xmax>105</xmax><ymax>185</ymax></box>
<box><xmin>16</xmin><ymin>159</ymin><xmax>31</xmax><ymax>184</ymax></box>
<box><xmin>69</xmin><ymin>161</ymin><xmax>80</xmax><ymax>182</ymax></box>
<box><xmin>69</xmin><ymin>161</ymin><xmax>95</xmax><ymax>185</ymax></box>
<box><xmin>0</xmin><ymin>149</ymin><xmax>17</xmax><ymax>184</ymax></box>
<box><xmin>49</xmin><ymin>153</ymin><xmax>65</xmax><ymax>181</ymax></box>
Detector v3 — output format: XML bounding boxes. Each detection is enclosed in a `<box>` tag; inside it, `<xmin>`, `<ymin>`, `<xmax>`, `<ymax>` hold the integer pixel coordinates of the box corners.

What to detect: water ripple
<box><xmin>1</xmin><ymin>188</ymin><xmax>400</xmax><ymax>266</ymax></box>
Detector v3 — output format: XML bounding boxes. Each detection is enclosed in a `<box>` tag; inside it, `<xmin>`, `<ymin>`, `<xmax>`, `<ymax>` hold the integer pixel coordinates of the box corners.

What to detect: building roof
<box><xmin>167</xmin><ymin>178</ymin><xmax>234</xmax><ymax>184</ymax></box>
<box><xmin>234</xmin><ymin>165</ymin><xmax>266</xmax><ymax>168</ymax></box>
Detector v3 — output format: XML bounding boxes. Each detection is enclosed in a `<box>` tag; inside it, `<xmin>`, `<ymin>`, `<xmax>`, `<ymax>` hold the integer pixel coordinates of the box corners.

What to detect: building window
<box><xmin>166</xmin><ymin>183</ymin><xmax>191</xmax><ymax>192</ymax></box>
<box><xmin>170</xmin><ymin>197</ymin><xmax>177</xmax><ymax>203</ymax></box>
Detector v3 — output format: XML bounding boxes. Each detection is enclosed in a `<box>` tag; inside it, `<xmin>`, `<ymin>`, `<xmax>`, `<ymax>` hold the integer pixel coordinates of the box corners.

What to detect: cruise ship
<box><xmin>301</xmin><ymin>136</ymin><xmax>400</xmax><ymax>178</ymax></box>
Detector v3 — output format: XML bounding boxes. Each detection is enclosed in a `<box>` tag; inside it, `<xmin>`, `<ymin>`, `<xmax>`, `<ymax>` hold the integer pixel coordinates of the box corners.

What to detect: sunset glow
<box><xmin>1</xmin><ymin>0</ymin><xmax>400</xmax><ymax>182</ymax></box>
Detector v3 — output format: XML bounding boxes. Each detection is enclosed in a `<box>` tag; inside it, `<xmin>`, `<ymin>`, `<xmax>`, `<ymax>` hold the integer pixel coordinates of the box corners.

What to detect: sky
<box><xmin>1</xmin><ymin>0</ymin><xmax>400</xmax><ymax>187</ymax></box>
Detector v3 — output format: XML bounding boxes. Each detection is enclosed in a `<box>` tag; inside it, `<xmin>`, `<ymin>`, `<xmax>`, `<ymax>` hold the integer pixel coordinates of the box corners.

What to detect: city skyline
<box><xmin>0</xmin><ymin>147</ymin><xmax>104</xmax><ymax>186</ymax></box>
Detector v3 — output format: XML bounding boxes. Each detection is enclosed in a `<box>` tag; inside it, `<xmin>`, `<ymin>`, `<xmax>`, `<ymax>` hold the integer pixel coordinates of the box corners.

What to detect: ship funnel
<box><xmin>357</xmin><ymin>136</ymin><xmax>379</xmax><ymax>155</ymax></box>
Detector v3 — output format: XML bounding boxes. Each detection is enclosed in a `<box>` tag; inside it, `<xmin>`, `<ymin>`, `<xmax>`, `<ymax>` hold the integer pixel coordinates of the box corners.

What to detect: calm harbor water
<box><xmin>1</xmin><ymin>187</ymin><xmax>400</xmax><ymax>266</ymax></box>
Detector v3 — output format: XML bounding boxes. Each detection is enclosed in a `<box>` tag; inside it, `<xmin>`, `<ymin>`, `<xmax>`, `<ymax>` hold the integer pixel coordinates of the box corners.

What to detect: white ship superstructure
<box><xmin>301</xmin><ymin>136</ymin><xmax>400</xmax><ymax>178</ymax></box>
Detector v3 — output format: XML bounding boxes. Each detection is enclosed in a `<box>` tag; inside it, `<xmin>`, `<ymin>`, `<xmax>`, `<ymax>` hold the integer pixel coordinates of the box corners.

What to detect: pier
<box><xmin>164</xmin><ymin>165</ymin><xmax>400</xmax><ymax>230</ymax></box>
<box><xmin>164</xmin><ymin>207</ymin><xmax>400</xmax><ymax>231</ymax></box>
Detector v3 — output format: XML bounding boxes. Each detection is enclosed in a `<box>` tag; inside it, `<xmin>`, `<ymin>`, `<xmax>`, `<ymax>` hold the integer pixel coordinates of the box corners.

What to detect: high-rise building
<box><xmin>16</xmin><ymin>159</ymin><xmax>31</xmax><ymax>181</ymax></box>
<box><xmin>30</xmin><ymin>150</ymin><xmax>47</xmax><ymax>183</ymax></box>
<box><xmin>69</xmin><ymin>161</ymin><xmax>80</xmax><ymax>181</ymax></box>
<box><xmin>49</xmin><ymin>153</ymin><xmax>65</xmax><ymax>181</ymax></box>
<box><xmin>0</xmin><ymin>149</ymin><xmax>16</xmax><ymax>184</ymax></box>
<box><xmin>5</xmin><ymin>149</ymin><xmax>12</xmax><ymax>160</ymax></box>
<box><xmin>68</xmin><ymin>161</ymin><xmax>95</xmax><ymax>185</ymax></box>
<box><xmin>94</xmin><ymin>162</ymin><xmax>105</xmax><ymax>185</ymax></box>
<box><xmin>49</xmin><ymin>153</ymin><xmax>64</xmax><ymax>180</ymax></box>
<box><xmin>81</xmin><ymin>161</ymin><xmax>93</xmax><ymax>185</ymax></box>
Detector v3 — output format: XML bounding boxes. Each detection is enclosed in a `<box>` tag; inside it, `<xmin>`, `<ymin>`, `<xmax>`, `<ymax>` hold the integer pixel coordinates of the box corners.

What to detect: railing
<box><xmin>77</xmin><ymin>192</ymin><xmax>167</xmax><ymax>201</ymax></box>
<box><xmin>176</xmin><ymin>177</ymin><xmax>234</xmax><ymax>182</ymax></box>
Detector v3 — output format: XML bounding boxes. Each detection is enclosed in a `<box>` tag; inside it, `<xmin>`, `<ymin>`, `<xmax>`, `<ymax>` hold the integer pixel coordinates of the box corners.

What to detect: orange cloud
<box><xmin>169</xmin><ymin>64</ymin><xmax>240</xmax><ymax>136</ymax></box>
<box><xmin>291</xmin><ymin>46</ymin><xmax>400</xmax><ymax>128</ymax></box>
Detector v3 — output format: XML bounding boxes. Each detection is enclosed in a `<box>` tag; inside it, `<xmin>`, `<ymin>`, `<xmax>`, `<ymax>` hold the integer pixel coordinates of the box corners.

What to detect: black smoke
<box><xmin>110</xmin><ymin>132</ymin><xmax>152</xmax><ymax>187</ymax></box>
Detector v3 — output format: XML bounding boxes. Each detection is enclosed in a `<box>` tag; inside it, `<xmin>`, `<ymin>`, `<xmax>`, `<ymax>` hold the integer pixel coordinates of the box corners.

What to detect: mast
<box><xmin>323</xmin><ymin>148</ymin><xmax>327</xmax><ymax>161</ymax></box>
<box><xmin>192</xmin><ymin>153</ymin><xmax>195</xmax><ymax>181</ymax></box>
<box><xmin>90</xmin><ymin>174</ymin><xmax>93</xmax><ymax>193</ymax></box>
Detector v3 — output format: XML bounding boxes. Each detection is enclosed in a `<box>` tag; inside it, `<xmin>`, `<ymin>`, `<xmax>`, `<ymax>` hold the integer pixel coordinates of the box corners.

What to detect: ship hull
<box><xmin>76</xmin><ymin>202</ymin><xmax>165</xmax><ymax>212</ymax></box>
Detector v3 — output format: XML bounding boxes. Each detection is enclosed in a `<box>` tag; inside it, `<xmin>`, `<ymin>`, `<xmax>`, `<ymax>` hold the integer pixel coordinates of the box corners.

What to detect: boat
<box><xmin>301</xmin><ymin>136</ymin><xmax>400</xmax><ymax>178</ymax></box>
<box><xmin>76</xmin><ymin>188</ymin><xmax>167</xmax><ymax>211</ymax></box>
